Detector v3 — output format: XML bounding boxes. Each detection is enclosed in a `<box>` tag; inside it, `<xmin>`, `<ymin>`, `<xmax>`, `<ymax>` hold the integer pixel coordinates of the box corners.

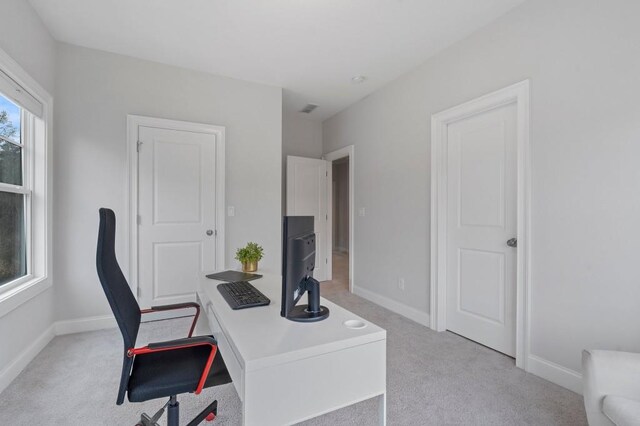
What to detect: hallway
<box><xmin>321</xmin><ymin>251</ymin><xmax>349</xmax><ymax>295</ymax></box>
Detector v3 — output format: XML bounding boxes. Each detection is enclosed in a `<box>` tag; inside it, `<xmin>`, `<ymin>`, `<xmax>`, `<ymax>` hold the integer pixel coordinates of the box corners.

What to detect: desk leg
<box><xmin>378</xmin><ymin>393</ymin><xmax>386</xmax><ymax>426</ymax></box>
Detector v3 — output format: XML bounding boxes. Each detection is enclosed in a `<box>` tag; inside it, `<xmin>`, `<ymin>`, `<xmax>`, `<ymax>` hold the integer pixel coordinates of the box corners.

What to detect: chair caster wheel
<box><xmin>205</xmin><ymin>412</ymin><xmax>216</xmax><ymax>422</ymax></box>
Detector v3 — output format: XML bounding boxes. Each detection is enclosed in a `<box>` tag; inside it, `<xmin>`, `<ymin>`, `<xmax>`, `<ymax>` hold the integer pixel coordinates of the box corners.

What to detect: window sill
<box><xmin>0</xmin><ymin>275</ymin><xmax>51</xmax><ymax>318</ymax></box>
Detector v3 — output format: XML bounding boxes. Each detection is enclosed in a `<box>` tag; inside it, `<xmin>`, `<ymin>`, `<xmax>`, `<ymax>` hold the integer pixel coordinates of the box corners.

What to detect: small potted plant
<box><xmin>235</xmin><ymin>242</ymin><xmax>264</xmax><ymax>272</ymax></box>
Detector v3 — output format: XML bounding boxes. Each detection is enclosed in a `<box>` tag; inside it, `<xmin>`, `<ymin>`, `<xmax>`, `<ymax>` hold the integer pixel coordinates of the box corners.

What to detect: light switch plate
<box><xmin>227</xmin><ymin>206</ymin><xmax>235</xmax><ymax>217</ymax></box>
<box><xmin>358</xmin><ymin>207</ymin><xmax>365</xmax><ymax>217</ymax></box>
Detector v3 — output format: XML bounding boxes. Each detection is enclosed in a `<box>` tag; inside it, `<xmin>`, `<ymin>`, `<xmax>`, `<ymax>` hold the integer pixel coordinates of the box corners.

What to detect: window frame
<box><xmin>0</xmin><ymin>47</ymin><xmax>52</xmax><ymax>318</ymax></box>
<box><xmin>0</xmin><ymin>106</ymin><xmax>33</xmax><ymax>290</ymax></box>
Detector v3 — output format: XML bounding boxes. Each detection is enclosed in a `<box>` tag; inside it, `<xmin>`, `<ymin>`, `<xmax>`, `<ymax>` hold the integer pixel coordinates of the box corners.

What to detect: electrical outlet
<box><xmin>398</xmin><ymin>278</ymin><xmax>405</xmax><ymax>291</ymax></box>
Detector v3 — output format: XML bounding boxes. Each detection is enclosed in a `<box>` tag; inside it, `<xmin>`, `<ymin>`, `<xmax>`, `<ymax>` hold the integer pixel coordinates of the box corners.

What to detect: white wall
<box><xmin>282</xmin><ymin>111</ymin><xmax>323</xmax><ymax>212</ymax></box>
<box><xmin>54</xmin><ymin>44</ymin><xmax>282</xmax><ymax>321</ymax></box>
<box><xmin>323</xmin><ymin>0</ymin><xmax>640</xmax><ymax>383</ymax></box>
<box><xmin>282</xmin><ymin>112</ymin><xmax>323</xmax><ymax>159</ymax></box>
<box><xmin>0</xmin><ymin>0</ymin><xmax>55</xmax><ymax>389</ymax></box>
<box><xmin>0</xmin><ymin>0</ymin><xmax>55</xmax><ymax>94</ymax></box>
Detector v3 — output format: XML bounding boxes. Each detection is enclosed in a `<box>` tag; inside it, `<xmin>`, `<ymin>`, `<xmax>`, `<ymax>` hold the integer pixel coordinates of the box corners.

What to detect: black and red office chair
<box><xmin>96</xmin><ymin>208</ymin><xmax>231</xmax><ymax>426</ymax></box>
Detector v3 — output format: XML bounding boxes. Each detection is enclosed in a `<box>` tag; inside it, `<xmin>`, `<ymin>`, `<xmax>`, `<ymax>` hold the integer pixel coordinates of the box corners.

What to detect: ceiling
<box><xmin>29</xmin><ymin>0</ymin><xmax>524</xmax><ymax>121</ymax></box>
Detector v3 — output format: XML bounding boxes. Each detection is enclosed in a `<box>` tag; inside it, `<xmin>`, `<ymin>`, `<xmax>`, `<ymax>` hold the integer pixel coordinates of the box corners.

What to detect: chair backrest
<box><xmin>96</xmin><ymin>208</ymin><xmax>141</xmax><ymax>404</ymax></box>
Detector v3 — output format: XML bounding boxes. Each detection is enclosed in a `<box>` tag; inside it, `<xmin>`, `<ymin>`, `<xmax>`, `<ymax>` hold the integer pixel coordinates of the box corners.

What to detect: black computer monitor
<box><xmin>281</xmin><ymin>216</ymin><xmax>329</xmax><ymax>322</ymax></box>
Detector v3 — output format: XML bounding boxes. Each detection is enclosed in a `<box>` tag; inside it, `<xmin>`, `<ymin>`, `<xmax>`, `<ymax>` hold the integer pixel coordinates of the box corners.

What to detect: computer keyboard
<box><xmin>217</xmin><ymin>281</ymin><xmax>271</xmax><ymax>310</ymax></box>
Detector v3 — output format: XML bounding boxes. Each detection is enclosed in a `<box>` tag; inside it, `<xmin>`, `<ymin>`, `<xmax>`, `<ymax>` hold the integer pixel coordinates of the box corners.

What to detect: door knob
<box><xmin>507</xmin><ymin>238</ymin><xmax>517</xmax><ymax>248</ymax></box>
<box><xmin>206</xmin><ymin>229</ymin><xmax>214</xmax><ymax>236</ymax></box>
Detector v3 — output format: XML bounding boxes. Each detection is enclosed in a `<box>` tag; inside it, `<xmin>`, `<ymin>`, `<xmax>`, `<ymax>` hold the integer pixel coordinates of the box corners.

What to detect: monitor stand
<box><xmin>287</xmin><ymin>277</ymin><xmax>330</xmax><ymax>322</ymax></box>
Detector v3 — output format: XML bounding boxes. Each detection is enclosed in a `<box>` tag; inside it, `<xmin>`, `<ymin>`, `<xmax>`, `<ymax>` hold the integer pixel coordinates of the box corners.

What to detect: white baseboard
<box><xmin>353</xmin><ymin>285</ymin><xmax>430</xmax><ymax>327</ymax></box>
<box><xmin>54</xmin><ymin>314</ymin><xmax>117</xmax><ymax>335</ymax></box>
<box><xmin>54</xmin><ymin>310</ymin><xmax>192</xmax><ymax>333</ymax></box>
<box><xmin>0</xmin><ymin>315</ymin><xmax>118</xmax><ymax>394</ymax></box>
<box><xmin>0</xmin><ymin>324</ymin><xmax>55</xmax><ymax>394</ymax></box>
<box><xmin>527</xmin><ymin>354</ymin><xmax>582</xmax><ymax>394</ymax></box>
<box><xmin>2</xmin><ymin>311</ymin><xmax>181</xmax><ymax>392</ymax></box>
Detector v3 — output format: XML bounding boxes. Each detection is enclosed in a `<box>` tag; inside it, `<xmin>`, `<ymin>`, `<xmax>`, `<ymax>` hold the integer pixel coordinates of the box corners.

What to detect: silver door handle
<box><xmin>206</xmin><ymin>229</ymin><xmax>214</xmax><ymax>236</ymax></box>
<box><xmin>507</xmin><ymin>238</ymin><xmax>517</xmax><ymax>248</ymax></box>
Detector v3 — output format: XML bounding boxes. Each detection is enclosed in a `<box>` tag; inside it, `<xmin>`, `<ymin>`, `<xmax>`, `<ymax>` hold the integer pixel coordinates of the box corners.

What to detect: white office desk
<box><xmin>197</xmin><ymin>273</ymin><xmax>387</xmax><ymax>425</ymax></box>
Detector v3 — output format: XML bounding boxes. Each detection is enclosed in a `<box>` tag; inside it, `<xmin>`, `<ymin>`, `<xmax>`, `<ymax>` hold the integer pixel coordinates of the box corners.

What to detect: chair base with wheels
<box><xmin>136</xmin><ymin>396</ymin><xmax>217</xmax><ymax>426</ymax></box>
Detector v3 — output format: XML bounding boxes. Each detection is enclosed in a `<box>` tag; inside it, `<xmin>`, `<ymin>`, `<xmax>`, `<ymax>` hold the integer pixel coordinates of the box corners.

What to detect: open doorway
<box><xmin>324</xmin><ymin>145</ymin><xmax>354</xmax><ymax>294</ymax></box>
<box><xmin>330</xmin><ymin>158</ymin><xmax>349</xmax><ymax>291</ymax></box>
<box><xmin>285</xmin><ymin>146</ymin><xmax>354</xmax><ymax>292</ymax></box>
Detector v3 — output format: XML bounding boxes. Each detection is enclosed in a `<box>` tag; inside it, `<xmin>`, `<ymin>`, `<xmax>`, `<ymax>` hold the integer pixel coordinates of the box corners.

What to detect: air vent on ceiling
<box><xmin>300</xmin><ymin>103</ymin><xmax>318</xmax><ymax>114</ymax></box>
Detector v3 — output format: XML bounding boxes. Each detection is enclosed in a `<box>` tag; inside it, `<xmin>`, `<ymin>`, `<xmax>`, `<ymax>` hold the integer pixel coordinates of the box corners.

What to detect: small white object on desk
<box><xmin>343</xmin><ymin>319</ymin><xmax>367</xmax><ymax>329</ymax></box>
<box><xmin>197</xmin><ymin>273</ymin><xmax>387</xmax><ymax>426</ymax></box>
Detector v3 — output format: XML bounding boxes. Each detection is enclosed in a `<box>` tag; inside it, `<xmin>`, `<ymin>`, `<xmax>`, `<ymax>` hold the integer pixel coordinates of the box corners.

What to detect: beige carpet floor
<box><xmin>0</xmin><ymin>253</ymin><xmax>587</xmax><ymax>425</ymax></box>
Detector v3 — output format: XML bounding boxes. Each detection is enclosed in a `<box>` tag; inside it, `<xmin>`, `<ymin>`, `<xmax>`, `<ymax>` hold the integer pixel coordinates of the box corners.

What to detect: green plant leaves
<box><xmin>235</xmin><ymin>242</ymin><xmax>264</xmax><ymax>262</ymax></box>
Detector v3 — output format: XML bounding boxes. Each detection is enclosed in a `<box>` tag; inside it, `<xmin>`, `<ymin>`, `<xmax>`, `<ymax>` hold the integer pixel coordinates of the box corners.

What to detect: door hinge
<box><xmin>326</xmin><ymin>214</ymin><xmax>328</xmax><ymax>220</ymax></box>
<box><xmin>136</xmin><ymin>141</ymin><xmax>143</xmax><ymax>153</ymax></box>
<box><xmin>326</xmin><ymin>258</ymin><xmax>328</xmax><ymax>264</ymax></box>
<box><xmin>137</xmin><ymin>215</ymin><xmax>141</xmax><ymax>225</ymax></box>
<box><xmin>137</xmin><ymin>287</ymin><xmax>141</xmax><ymax>298</ymax></box>
<box><xmin>326</xmin><ymin>171</ymin><xmax>328</xmax><ymax>177</ymax></box>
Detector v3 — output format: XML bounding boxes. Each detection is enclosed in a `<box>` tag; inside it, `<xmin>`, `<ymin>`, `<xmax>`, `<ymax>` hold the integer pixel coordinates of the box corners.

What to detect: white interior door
<box><xmin>445</xmin><ymin>102</ymin><xmax>517</xmax><ymax>356</ymax></box>
<box><xmin>286</xmin><ymin>156</ymin><xmax>328</xmax><ymax>281</ymax></box>
<box><xmin>138</xmin><ymin>126</ymin><xmax>217</xmax><ymax>308</ymax></box>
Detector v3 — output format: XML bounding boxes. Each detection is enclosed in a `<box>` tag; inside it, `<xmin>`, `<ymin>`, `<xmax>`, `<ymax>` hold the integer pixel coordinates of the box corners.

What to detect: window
<box><xmin>0</xmin><ymin>94</ymin><xmax>28</xmax><ymax>287</ymax></box>
<box><xmin>0</xmin><ymin>56</ymin><xmax>49</xmax><ymax>313</ymax></box>
<box><xmin>0</xmin><ymin>66</ymin><xmax>47</xmax><ymax>297</ymax></box>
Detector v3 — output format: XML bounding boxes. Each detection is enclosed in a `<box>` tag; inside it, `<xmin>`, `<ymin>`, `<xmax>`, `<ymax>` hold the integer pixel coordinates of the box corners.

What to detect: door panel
<box><xmin>153</xmin><ymin>140</ymin><xmax>202</xmax><ymax>224</ymax></box>
<box><xmin>459</xmin><ymin>124</ymin><xmax>505</xmax><ymax>228</ymax></box>
<box><xmin>286</xmin><ymin>156</ymin><xmax>328</xmax><ymax>281</ymax></box>
<box><xmin>138</xmin><ymin>126</ymin><xmax>217</xmax><ymax>308</ymax></box>
<box><xmin>153</xmin><ymin>241</ymin><xmax>202</xmax><ymax>302</ymax></box>
<box><xmin>446</xmin><ymin>102</ymin><xmax>517</xmax><ymax>356</ymax></box>
<box><xmin>458</xmin><ymin>248</ymin><xmax>505</xmax><ymax>324</ymax></box>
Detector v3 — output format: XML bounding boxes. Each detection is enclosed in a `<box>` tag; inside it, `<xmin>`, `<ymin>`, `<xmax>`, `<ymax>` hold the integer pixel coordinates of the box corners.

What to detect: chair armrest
<box><xmin>583</xmin><ymin>350</ymin><xmax>640</xmax><ymax>426</ymax></box>
<box><xmin>144</xmin><ymin>302</ymin><xmax>200</xmax><ymax>312</ymax></box>
<box><xmin>128</xmin><ymin>336</ymin><xmax>218</xmax><ymax>395</ymax></box>
<box><xmin>147</xmin><ymin>336</ymin><xmax>217</xmax><ymax>350</ymax></box>
<box><xmin>141</xmin><ymin>302</ymin><xmax>200</xmax><ymax>337</ymax></box>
